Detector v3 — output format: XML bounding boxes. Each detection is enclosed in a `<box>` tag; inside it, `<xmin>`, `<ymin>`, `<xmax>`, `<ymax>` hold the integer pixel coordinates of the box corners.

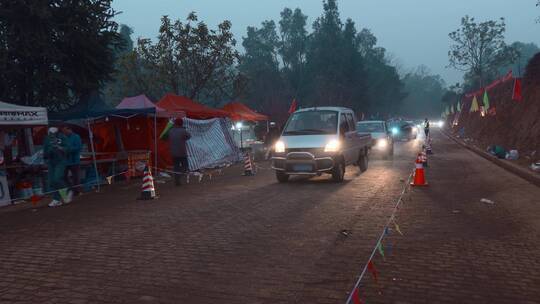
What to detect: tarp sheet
<box><xmin>183</xmin><ymin>118</ymin><xmax>240</xmax><ymax>170</ymax></box>
<box><xmin>157</xmin><ymin>94</ymin><xmax>229</xmax><ymax>119</ymax></box>
<box><xmin>116</xmin><ymin>94</ymin><xmax>165</xmax><ymax>113</ymax></box>
<box><xmin>222</xmin><ymin>102</ymin><xmax>268</xmax><ymax>121</ymax></box>
<box><xmin>92</xmin><ymin>116</ymin><xmax>239</xmax><ymax>171</ymax></box>
<box><xmin>0</xmin><ymin>101</ymin><xmax>48</xmax><ymax>126</ymax></box>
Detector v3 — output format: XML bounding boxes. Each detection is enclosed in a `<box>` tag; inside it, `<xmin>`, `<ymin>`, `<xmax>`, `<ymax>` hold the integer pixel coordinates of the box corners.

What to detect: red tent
<box><xmin>156</xmin><ymin>94</ymin><xmax>229</xmax><ymax>119</ymax></box>
<box><xmin>221</xmin><ymin>102</ymin><xmax>269</xmax><ymax>121</ymax></box>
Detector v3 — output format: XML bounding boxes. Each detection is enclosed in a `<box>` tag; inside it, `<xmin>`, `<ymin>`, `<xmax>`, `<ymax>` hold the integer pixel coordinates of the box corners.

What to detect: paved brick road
<box><xmin>0</xmin><ymin>136</ymin><xmax>419</xmax><ymax>304</ymax></box>
<box><xmin>2</xmin><ymin>130</ymin><xmax>539</xmax><ymax>304</ymax></box>
<box><xmin>360</xmin><ymin>131</ymin><xmax>540</xmax><ymax>304</ymax></box>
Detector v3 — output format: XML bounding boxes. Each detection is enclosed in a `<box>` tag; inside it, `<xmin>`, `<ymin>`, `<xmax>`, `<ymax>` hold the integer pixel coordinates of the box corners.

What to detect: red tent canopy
<box><xmin>156</xmin><ymin>94</ymin><xmax>229</xmax><ymax>119</ymax></box>
<box><xmin>221</xmin><ymin>102</ymin><xmax>269</xmax><ymax>121</ymax></box>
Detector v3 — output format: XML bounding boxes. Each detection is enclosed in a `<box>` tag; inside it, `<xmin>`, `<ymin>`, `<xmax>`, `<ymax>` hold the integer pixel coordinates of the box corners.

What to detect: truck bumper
<box><xmin>271</xmin><ymin>151</ymin><xmax>336</xmax><ymax>175</ymax></box>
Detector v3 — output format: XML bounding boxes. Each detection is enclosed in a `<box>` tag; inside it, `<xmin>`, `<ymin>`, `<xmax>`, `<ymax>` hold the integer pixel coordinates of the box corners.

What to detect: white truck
<box><xmin>271</xmin><ymin>107</ymin><xmax>372</xmax><ymax>183</ymax></box>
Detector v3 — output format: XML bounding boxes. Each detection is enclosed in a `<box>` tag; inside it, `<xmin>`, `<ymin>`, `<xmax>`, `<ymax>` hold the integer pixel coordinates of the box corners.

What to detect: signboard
<box><xmin>0</xmin><ymin>101</ymin><xmax>48</xmax><ymax>126</ymax></box>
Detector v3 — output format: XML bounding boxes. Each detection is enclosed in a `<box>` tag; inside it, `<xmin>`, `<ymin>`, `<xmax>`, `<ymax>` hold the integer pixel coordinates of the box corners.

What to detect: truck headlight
<box><xmin>274</xmin><ymin>141</ymin><xmax>285</xmax><ymax>153</ymax></box>
<box><xmin>324</xmin><ymin>139</ymin><xmax>341</xmax><ymax>152</ymax></box>
<box><xmin>391</xmin><ymin>127</ymin><xmax>399</xmax><ymax>135</ymax></box>
<box><xmin>376</xmin><ymin>138</ymin><xmax>388</xmax><ymax>149</ymax></box>
<box><xmin>412</xmin><ymin>127</ymin><xmax>418</xmax><ymax>133</ymax></box>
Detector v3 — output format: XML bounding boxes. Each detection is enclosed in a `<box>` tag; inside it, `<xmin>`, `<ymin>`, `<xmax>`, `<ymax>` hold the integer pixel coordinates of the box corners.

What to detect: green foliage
<box><xmin>238</xmin><ymin>0</ymin><xmax>405</xmax><ymax>121</ymax></box>
<box><xmin>448</xmin><ymin>16</ymin><xmax>518</xmax><ymax>89</ymax></box>
<box><xmin>0</xmin><ymin>0</ymin><xmax>121</xmax><ymax>110</ymax></box>
<box><xmin>498</xmin><ymin>42</ymin><xmax>540</xmax><ymax>76</ymax></box>
<box><xmin>114</xmin><ymin>13</ymin><xmax>239</xmax><ymax>105</ymax></box>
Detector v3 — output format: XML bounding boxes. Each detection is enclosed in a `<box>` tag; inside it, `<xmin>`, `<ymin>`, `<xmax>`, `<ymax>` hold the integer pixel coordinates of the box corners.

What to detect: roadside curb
<box><xmin>441</xmin><ymin>130</ymin><xmax>540</xmax><ymax>188</ymax></box>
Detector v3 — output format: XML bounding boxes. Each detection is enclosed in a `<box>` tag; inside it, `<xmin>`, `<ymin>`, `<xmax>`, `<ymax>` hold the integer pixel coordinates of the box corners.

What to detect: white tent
<box><xmin>0</xmin><ymin>101</ymin><xmax>48</xmax><ymax>126</ymax></box>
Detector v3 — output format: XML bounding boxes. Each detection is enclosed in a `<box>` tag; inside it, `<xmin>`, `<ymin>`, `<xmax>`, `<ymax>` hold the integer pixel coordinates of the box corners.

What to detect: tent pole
<box><xmin>87</xmin><ymin>119</ymin><xmax>100</xmax><ymax>192</ymax></box>
<box><xmin>154</xmin><ymin>114</ymin><xmax>158</xmax><ymax>176</ymax></box>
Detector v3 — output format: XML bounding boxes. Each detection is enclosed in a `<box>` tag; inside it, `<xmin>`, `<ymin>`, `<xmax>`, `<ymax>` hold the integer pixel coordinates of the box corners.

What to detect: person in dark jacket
<box><xmin>168</xmin><ymin>118</ymin><xmax>191</xmax><ymax>186</ymax></box>
<box><xmin>43</xmin><ymin>127</ymin><xmax>71</xmax><ymax>207</ymax></box>
<box><xmin>63</xmin><ymin>126</ymin><xmax>82</xmax><ymax>196</ymax></box>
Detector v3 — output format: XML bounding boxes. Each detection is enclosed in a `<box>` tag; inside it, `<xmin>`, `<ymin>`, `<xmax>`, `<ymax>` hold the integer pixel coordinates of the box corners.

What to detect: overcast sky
<box><xmin>112</xmin><ymin>0</ymin><xmax>540</xmax><ymax>85</ymax></box>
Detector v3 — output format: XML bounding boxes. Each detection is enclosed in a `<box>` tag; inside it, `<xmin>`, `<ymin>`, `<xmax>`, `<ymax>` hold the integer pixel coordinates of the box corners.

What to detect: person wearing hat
<box><xmin>43</xmin><ymin>127</ymin><xmax>72</xmax><ymax>207</ymax></box>
<box><xmin>168</xmin><ymin>118</ymin><xmax>191</xmax><ymax>186</ymax></box>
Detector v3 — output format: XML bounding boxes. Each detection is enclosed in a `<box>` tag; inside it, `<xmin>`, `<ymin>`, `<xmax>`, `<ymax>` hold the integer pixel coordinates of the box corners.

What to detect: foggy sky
<box><xmin>112</xmin><ymin>0</ymin><xmax>540</xmax><ymax>85</ymax></box>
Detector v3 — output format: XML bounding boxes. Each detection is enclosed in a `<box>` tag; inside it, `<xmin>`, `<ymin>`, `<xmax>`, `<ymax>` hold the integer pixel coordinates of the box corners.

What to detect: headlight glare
<box><xmin>376</xmin><ymin>138</ymin><xmax>388</xmax><ymax>149</ymax></box>
<box><xmin>324</xmin><ymin>139</ymin><xmax>341</xmax><ymax>152</ymax></box>
<box><xmin>274</xmin><ymin>141</ymin><xmax>285</xmax><ymax>153</ymax></box>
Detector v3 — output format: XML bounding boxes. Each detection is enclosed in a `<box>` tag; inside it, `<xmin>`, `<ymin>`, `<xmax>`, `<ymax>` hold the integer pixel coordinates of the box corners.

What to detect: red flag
<box><xmin>512</xmin><ymin>78</ymin><xmax>522</xmax><ymax>101</ymax></box>
<box><xmin>288</xmin><ymin>99</ymin><xmax>297</xmax><ymax>114</ymax></box>
<box><xmin>352</xmin><ymin>287</ymin><xmax>363</xmax><ymax>304</ymax></box>
<box><xmin>367</xmin><ymin>260</ymin><xmax>378</xmax><ymax>283</ymax></box>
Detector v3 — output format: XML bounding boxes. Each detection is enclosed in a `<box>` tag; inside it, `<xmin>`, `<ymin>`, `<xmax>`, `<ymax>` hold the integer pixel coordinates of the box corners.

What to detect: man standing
<box><xmin>168</xmin><ymin>118</ymin><xmax>191</xmax><ymax>186</ymax></box>
<box><xmin>424</xmin><ymin>118</ymin><xmax>430</xmax><ymax>138</ymax></box>
<box><xmin>63</xmin><ymin>126</ymin><xmax>82</xmax><ymax>197</ymax></box>
<box><xmin>43</xmin><ymin>127</ymin><xmax>71</xmax><ymax>207</ymax></box>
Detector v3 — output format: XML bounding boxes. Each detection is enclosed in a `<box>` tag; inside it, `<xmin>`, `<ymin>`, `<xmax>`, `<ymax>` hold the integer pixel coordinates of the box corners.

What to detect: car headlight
<box><xmin>274</xmin><ymin>141</ymin><xmax>285</xmax><ymax>153</ymax></box>
<box><xmin>324</xmin><ymin>139</ymin><xmax>341</xmax><ymax>152</ymax></box>
<box><xmin>438</xmin><ymin>120</ymin><xmax>444</xmax><ymax>128</ymax></box>
<box><xmin>376</xmin><ymin>138</ymin><xmax>388</xmax><ymax>149</ymax></box>
<box><xmin>391</xmin><ymin>127</ymin><xmax>399</xmax><ymax>135</ymax></box>
<box><xmin>412</xmin><ymin>127</ymin><xmax>418</xmax><ymax>133</ymax></box>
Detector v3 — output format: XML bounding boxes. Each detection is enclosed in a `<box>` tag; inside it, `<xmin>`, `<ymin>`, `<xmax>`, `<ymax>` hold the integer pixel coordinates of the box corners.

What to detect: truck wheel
<box><xmin>384</xmin><ymin>146</ymin><xmax>394</xmax><ymax>160</ymax></box>
<box><xmin>276</xmin><ymin>171</ymin><xmax>289</xmax><ymax>183</ymax></box>
<box><xmin>332</xmin><ymin>161</ymin><xmax>345</xmax><ymax>182</ymax></box>
<box><xmin>358</xmin><ymin>152</ymin><xmax>368</xmax><ymax>172</ymax></box>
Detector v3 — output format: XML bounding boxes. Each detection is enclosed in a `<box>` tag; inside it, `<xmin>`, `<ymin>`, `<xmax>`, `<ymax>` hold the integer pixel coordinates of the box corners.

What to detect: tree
<box><xmin>401</xmin><ymin>66</ymin><xmax>446</xmax><ymax>117</ymax></box>
<box><xmin>239</xmin><ymin>20</ymin><xmax>285</xmax><ymax>118</ymax></box>
<box><xmin>448</xmin><ymin>16</ymin><xmax>518</xmax><ymax>89</ymax></box>
<box><xmin>498</xmin><ymin>42</ymin><xmax>540</xmax><ymax>76</ymax></box>
<box><xmin>134</xmin><ymin>13</ymin><xmax>239</xmax><ymax>102</ymax></box>
<box><xmin>0</xmin><ymin>0</ymin><xmax>121</xmax><ymax>110</ymax></box>
<box><xmin>278</xmin><ymin>8</ymin><xmax>308</xmax><ymax>96</ymax></box>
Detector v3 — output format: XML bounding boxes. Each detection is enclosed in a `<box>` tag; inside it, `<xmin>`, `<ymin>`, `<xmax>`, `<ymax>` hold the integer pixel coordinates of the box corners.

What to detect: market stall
<box><xmin>222</xmin><ymin>101</ymin><xmax>269</xmax><ymax>157</ymax></box>
<box><xmin>0</xmin><ymin>101</ymin><xmax>48</xmax><ymax>206</ymax></box>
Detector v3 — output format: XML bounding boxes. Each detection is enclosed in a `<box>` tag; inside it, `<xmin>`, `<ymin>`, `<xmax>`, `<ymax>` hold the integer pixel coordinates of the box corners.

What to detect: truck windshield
<box><xmin>357</xmin><ymin>122</ymin><xmax>385</xmax><ymax>133</ymax></box>
<box><xmin>283</xmin><ymin>110</ymin><xmax>338</xmax><ymax>135</ymax></box>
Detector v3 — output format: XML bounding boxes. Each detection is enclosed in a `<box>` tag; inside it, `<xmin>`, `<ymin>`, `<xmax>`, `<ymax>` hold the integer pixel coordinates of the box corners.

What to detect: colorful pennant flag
<box><xmin>393</xmin><ymin>221</ymin><xmax>403</xmax><ymax>236</ymax></box>
<box><xmin>512</xmin><ymin>78</ymin><xmax>522</xmax><ymax>101</ymax></box>
<box><xmin>58</xmin><ymin>188</ymin><xmax>68</xmax><ymax>202</ymax></box>
<box><xmin>367</xmin><ymin>260</ymin><xmax>378</xmax><ymax>283</ymax></box>
<box><xmin>386</xmin><ymin>243</ymin><xmax>393</xmax><ymax>256</ymax></box>
<box><xmin>288</xmin><ymin>99</ymin><xmax>298</xmax><ymax>114</ymax></box>
<box><xmin>457</xmin><ymin>100</ymin><xmax>462</xmax><ymax>112</ymax></box>
<box><xmin>106</xmin><ymin>176</ymin><xmax>113</xmax><ymax>185</ymax></box>
<box><xmin>470</xmin><ymin>95</ymin><xmax>479</xmax><ymax>112</ymax></box>
<box><xmin>30</xmin><ymin>195</ymin><xmax>42</xmax><ymax>206</ymax></box>
<box><xmin>483</xmin><ymin>90</ymin><xmax>490</xmax><ymax>111</ymax></box>
<box><xmin>377</xmin><ymin>242</ymin><xmax>385</xmax><ymax>260</ymax></box>
<box><xmin>351</xmin><ymin>287</ymin><xmax>363</xmax><ymax>304</ymax></box>
<box><xmin>159</xmin><ymin>119</ymin><xmax>175</xmax><ymax>140</ymax></box>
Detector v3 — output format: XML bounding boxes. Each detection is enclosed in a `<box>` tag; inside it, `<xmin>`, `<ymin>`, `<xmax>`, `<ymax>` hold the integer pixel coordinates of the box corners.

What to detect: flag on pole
<box><xmin>470</xmin><ymin>95</ymin><xmax>479</xmax><ymax>112</ymax></box>
<box><xmin>512</xmin><ymin>78</ymin><xmax>522</xmax><ymax>101</ymax></box>
<box><xmin>483</xmin><ymin>90</ymin><xmax>490</xmax><ymax>111</ymax></box>
<box><xmin>288</xmin><ymin>99</ymin><xmax>297</xmax><ymax>114</ymax></box>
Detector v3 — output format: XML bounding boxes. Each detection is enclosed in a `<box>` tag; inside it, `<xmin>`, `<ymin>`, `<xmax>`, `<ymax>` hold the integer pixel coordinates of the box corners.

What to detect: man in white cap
<box><xmin>43</xmin><ymin>127</ymin><xmax>72</xmax><ymax>207</ymax></box>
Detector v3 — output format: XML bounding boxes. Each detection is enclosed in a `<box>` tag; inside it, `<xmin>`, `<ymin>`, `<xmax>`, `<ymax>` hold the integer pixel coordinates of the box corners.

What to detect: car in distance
<box><xmin>388</xmin><ymin>120</ymin><xmax>417</xmax><ymax>141</ymax></box>
<box><xmin>357</xmin><ymin>120</ymin><xmax>394</xmax><ymax>159</ymax></box>
<box><xmin>271</xmin><ymin>107</ymin><xmax>372</xmax><ymax>183</ymax></box>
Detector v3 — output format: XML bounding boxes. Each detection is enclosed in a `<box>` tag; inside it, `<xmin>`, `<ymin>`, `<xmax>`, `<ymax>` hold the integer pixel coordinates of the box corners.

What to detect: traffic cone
<box><xmin>139</xmin><ymin>166</ymin><xmax>157</xmax><ymax>200</ymax></box>
<box><xmin>243</xmin><ymin>152</ymin><xmax>254</xmax><ymax>176</ymax></box>
<box><xmin>411</xmin><ymin>153</ymin><xmax>428</xmax><ymax>187</ymax></box>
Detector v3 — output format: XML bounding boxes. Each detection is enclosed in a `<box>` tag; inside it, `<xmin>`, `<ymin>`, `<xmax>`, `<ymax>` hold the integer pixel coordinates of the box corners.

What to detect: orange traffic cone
<box><xmin>411</xmin><ymin>153</ymin><xmax>428</xmax><ymax>187</ymax></box>
<box><xmin>243</xmin><ymin>152</ymin><xmax>254</xmax><ymax>176</ymax></box>
<box><xmin>421</xmin><ymin>150</ymin><xmax>428</xmax><ymax>167</ymax></box>
<box><xmin>139</xmin><ymin>166</ymin><xmax>157</xmax><ymax>200</ymax></box>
